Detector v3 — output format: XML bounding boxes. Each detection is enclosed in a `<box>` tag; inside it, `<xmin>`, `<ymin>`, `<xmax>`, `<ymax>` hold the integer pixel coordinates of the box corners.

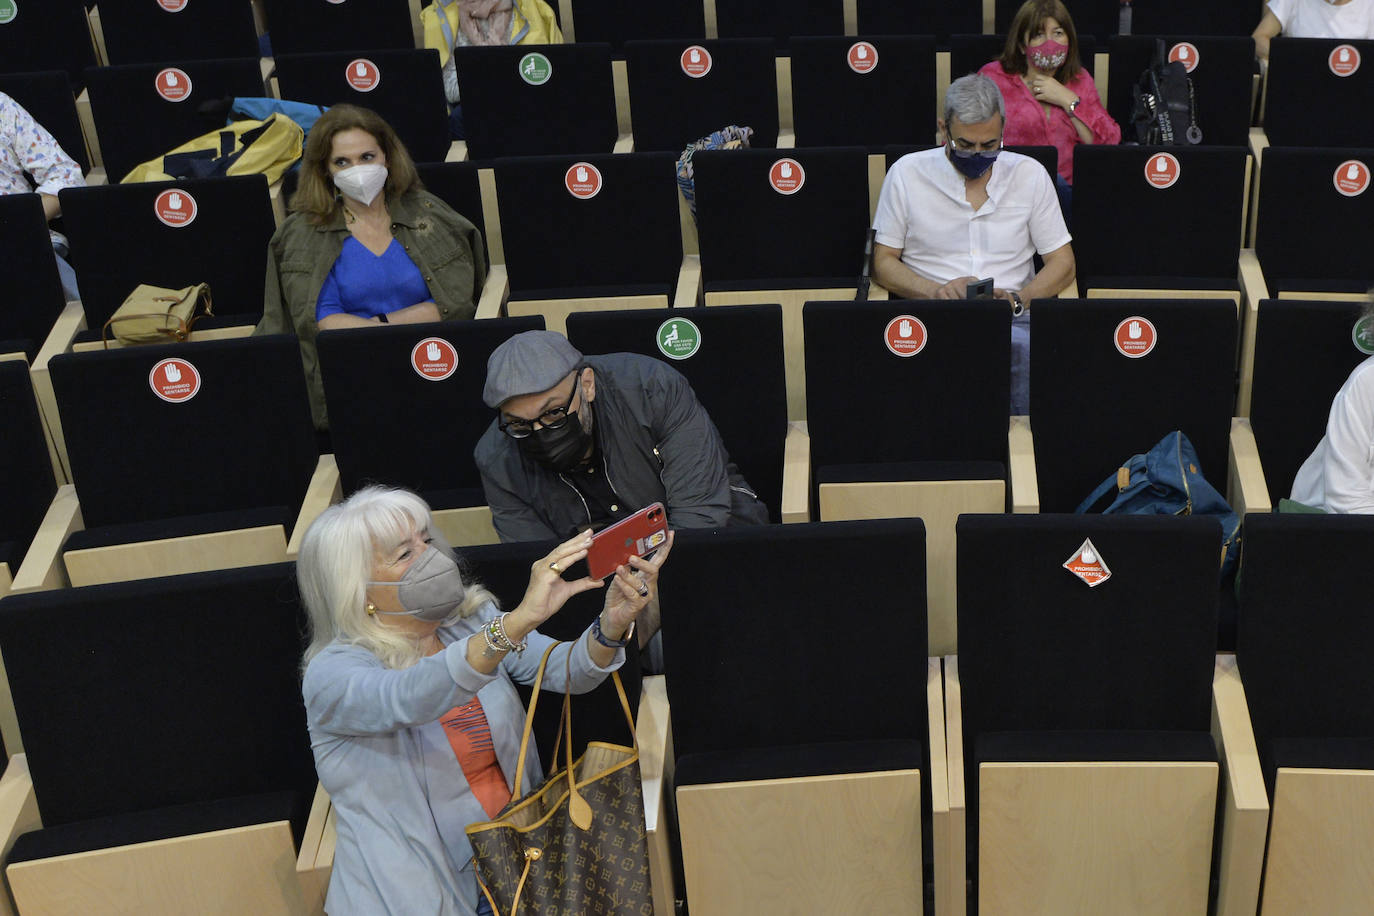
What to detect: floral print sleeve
<box><xmin>0</xmin><ymin>91</ymin><xmax>85</xmax><ymax>198</ymax></box>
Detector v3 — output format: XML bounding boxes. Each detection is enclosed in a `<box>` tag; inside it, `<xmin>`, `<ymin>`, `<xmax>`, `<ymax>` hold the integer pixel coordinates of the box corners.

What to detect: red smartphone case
<box><xmin>586</xmin><ymin>503</ymin><xmax>668</xmax><ymax>580</ymax></box>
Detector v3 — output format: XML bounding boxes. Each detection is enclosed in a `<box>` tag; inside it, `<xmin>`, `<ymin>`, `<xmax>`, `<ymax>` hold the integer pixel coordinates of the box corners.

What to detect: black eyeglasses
<box><xmin>498</xmin><ymin>373</ymin><xmax>580</xmax><ymax>439</ymax></box>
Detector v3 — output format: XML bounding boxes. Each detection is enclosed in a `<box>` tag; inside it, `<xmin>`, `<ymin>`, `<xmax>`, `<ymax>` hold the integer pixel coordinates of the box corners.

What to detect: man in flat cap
<box><xmin>474</xmin><ymin>330</ymin><xmax>768</xmax><ymax>546</ymax></box>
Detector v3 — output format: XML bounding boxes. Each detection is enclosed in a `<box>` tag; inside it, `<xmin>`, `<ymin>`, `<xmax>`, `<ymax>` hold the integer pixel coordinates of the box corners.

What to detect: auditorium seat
<box><xmin>655</xmin><ymin>520</ymin><xmax>949</xmax><ymax>914</ymax></box>
<box><xmin>857</xmin><ymin>0</ymin><xmax>983</xmax><ymax>41</ymax></box>
<box><xmin>23</xmin><ymin>335</ymin><xmax>319</xmax><ymax>589</ymax></box>
<box><xmin>0</xmin><ymin>0</ymin><xmax>96</xmax><ymax>92</ymax></box>
<box><xmin>259</xmin><ymin>0</ymin><xmax>419</xmax><ymax>56</ymax></box>
<box><xmin>1261</xmin><ymin>38</ymin><xmax>1374</xmax><ymax>150</ymax></box>
<box><xmin>311</xmin><ymin>316</ymin><xmax>543</xmax><ymax>550</ymax></box>
<box><xmin>788</xmin><ymin>35</ymin><xmax>936</xmax><ymax>149</ymax></box>
<box><xmin>1229</xmin><ymin>299</ymin><xmax>1372</xmax><ymax>515</ymax></box>
<box><xmin>486</xmin><ymin>152</ymin><xmax>693</xmax><ymax>331</ymax></box>
<box><xmin>1234</xmin><ymin>513</ymin><xmax>1374</xmax><ymax>915</ymax></box>
<box><xmin>0</xmin><ymin>362</ymin><xmax>58</xmax><ymax>606</ymax></box>
<box><xmin>93</xmin><ymin>0</ymin><xmax>260</xmax><ymax>66</ymax></box>
<box><xmin>273</xmin><ymin>48</ymin><xmax>454</xmax><ymax>164</ymax></box>
<box><xmin>948</xmin><ymin>513</ymin><xmax>1267</xmax><ymax>916</ymax></box>
<box><xmin>0</xmin><ymin>195</ymin><xmax>69</xmax><ymax>365</ymax></box>
<box><xmin>623</xmin><ymin>38</ymin><xmax>782</xmax><ymax>151</ymax></box>
<box><xmin>1017</xmin><ymin>298</ymin><xmax>1237</xmax><ymax>514</ymax></box>
<box><xmin>1072</xmin><ymin>145</ymin><xmax>1250</xmax><ymax>301</ymax></box>
<box><xmin>0</xmin><ymin>563</ymin><xmax>321</xmax><ymax>914</ymax></box>
<box><xmin>452</xmin><ymin>43</ymin><xmax>623</xmax><ymax>160</ymax></box>
<box><xmin>804</xmin><ymin>299</ymin><xmax>1010</xmax><ymax>655</ymax></box>
<box><xmin>566</xmin><ymin>303</ymin><xmax>807</xmax><ymax>523</ymax></box>
<box><xmin>1106</xmin><ymin>36</ymin><xmax>1256</xmax><ymax>147</ymax></box>
<box><xmin>692</xmin><ymin>145</ymin><xmax>872</xmax><ymax>419</ymax></box>
<box><xmin>711</xmin><ymin>0</ymin><xmax>845</xmax><ymax>49</ymax></box>
<box><xmin>561</xmin><ymin>0</ymin><xmax>705</xmax><ymax>48</ymax></box>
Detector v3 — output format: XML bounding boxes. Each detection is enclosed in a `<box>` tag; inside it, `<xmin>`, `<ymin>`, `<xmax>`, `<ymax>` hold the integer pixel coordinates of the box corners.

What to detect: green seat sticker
<box><xmin>519</xmin><ymin>52</ymin><xmax>553</xmax><ymax>86</ymax></box>
<box><xmin>1354</xmin><ymin>315</ymin><xmax>1374</xmax><ymax>355</ymax></box>
<box><xmin>0</xmin><ymin>1</ymin><xmax>17</xmax><ymax>25</ymax></box>
<box><xmin>657</xmin><ymin>317</ymin><xmax>701</xmax><ymax>360</ymax></box>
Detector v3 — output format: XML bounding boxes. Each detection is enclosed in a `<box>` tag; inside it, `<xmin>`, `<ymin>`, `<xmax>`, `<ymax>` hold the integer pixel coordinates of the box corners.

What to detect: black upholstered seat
<box><xmin>0</xmin><ymin>194</ymin><xmax>68</xmax><ymax>361</ymax></box>
<box><xmin>96</xmin><ymin>0</ymin><xmax>260</xmax><ymax>65</ymax></box>
<box><xmin>259</xmin><ymin>0</ymin><xmax>418</xmax><ymax>55</ymax></box>
<box><xmin>1265</xmin><ymin>38</ymin><xmax>1374</xmax><ymax>148</ymax></box>
<box><xmin>0</xmin><ymin>0</ymin><xmax>95</xmax><ymax>90</ymax></box>
<box><xmin>83</xmin><ymin>57</ymin><xmax>266</xmax><ymax>183</ymax></box>
<box><xmin>788</xmin><ymin>35</ymin><xmax>936</xmax><ymax>149</ymax></box>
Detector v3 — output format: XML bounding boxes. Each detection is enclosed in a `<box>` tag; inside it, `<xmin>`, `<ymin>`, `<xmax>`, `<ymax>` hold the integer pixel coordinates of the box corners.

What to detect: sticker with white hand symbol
<box><xmin>769</xmin><ymin>158</ymin><xmax>805</xmax><ymax>194</ymax></box>
<box><xmin>848</xmin><ymin>41</ymin><xmax>879</xmax><ymax>74</ymax></box>
<box><xmin>884</xmin><ymin>314</ymin><xmax>927</xmax><ymax>357</ymax></box>
<box><xmin>155</xmin><ymin>67</ymin><xmax>192</xmax><ymax>102</ymax></box>
<box><xmin>346</xmin><ymin>58</ymin><xmax>381</xmax><ymax>91</ymax></box>
<box><xmin>1144</xmin><ymin>152</ymin><xmax>1180</xmax><ymax>189</ymax></box>
<box><xmin>565</xmin><ymin>162</ymin><xmax>603</xmax><ymax>199</ymax></box>
<box><xmin>1334</xmin><ymin>159</ymin><xmax>1370</xmax><ymax>197</ymax></box>
<box><xmin>150</xmin><ymin>358</ymin><xmax>200</xmax><ymax>402</ymax></box>
<box><xmin>153</xmin><ymin>188</ymin><xmax>198</xmax><ymax>228</ymax></box>
<box><xmin>1114</xmin><ymin>316</ymin><xmax>1157</xmax><ymax>358</ymax></box>
<box><xmin>412</xmin><ymin>337</ymin><xmax>458</xmax><ymax>381</ymax></box>
<box><xmin>680</xmin><ymin>45</ymin><xmax>712</xmax><ymax>78</ymax></box>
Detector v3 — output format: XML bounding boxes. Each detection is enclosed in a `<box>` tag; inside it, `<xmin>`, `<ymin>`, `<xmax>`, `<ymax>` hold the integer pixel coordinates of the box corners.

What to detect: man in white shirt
<box><xmin>1291</xmin><ymin>352</ymin><xmax>1374</xmax><ymax>513</ymax></box>
<box><xmin>872</xmin><ymin>73</ymin><xmax>1075</xmax><ymax>414</ymax></box>
<box><xmin>1253</xmin><ymin>0</ymin><xmax>1374</xmax><ymax>60</ymax></box>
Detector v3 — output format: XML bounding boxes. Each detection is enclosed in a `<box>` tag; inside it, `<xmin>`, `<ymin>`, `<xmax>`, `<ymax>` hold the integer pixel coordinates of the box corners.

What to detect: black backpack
<box><xmin>1130</xmin><ymin>39</ymin><xmax>1202</xmax><ymax>145</ymax></box>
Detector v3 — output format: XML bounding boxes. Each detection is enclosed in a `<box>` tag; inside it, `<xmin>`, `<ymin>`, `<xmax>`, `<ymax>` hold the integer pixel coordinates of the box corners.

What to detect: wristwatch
<box><xmin>592</xmin><ymin>615</ymin><xmax>634</xmax><ymax>649</ymax></box>
<box><xmin>1009</xmin><ymin>290</ymin><xmax>1025</xmax><ymax>315</ymax></box>
<box><xmin>1068</xmin><ymin>98</ymin><xmax>1081</xmax><ymax>117</ymax></box>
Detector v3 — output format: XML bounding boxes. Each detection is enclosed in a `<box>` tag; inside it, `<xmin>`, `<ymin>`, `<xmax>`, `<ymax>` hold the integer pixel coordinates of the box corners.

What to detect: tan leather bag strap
<box><xmin>510</xmin><ymin>641</ymin><xmax>560</xmax><ymax>798</ymax></box>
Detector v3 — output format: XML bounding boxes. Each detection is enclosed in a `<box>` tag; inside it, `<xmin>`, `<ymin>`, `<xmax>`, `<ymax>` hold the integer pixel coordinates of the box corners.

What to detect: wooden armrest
<box><xmin>475</xmin><ymin>265</ymin><xmax>509</xmax><ymax>320</ymax></box>
<box><xmin>636</xmin><ymin>674</ymin><xmax>676</xmax><ymax>916</ymax></box>
<box><xmin>942</xmin><ymin>655</ymin><xmax>966</xmax><ymax>916</ymax></box>
<box><xmin>1008</xmin><ymin>415</ymin><xmax>1039</xmax><ymax>513</ymax></box>
<box><xmin>296</xmin><ymin>782</ymin><xmax>332</xmax><ymax>915</ymax></box>
<box><xmin>1237</xmin><ymin>249</ymin><xmax>1268</xmax><ymax>307</ymax></box>
<box><xmin>927</xmin><ymin>658</ymin><xmax>956</xmax><ymax>916</ymax></box>
<box><xmin>1228</xmin><ymin>418</ymin><xmax>1271</xmax><ymax>517</ymax></box>
<box><xmin>612</xmin><ymin>134</ymin><xmax>635</xmax><ymax>154</ymax></box>
<box><xmin>775</xmin><ymin>129</ymin><xmax>796</xmax><ymax>149</ymax></box>
<box><xmin>0</xmin><ymin>755</ymin><xmax>42</xmax><ymax>888</ymax></box>
<box><xmin>8</xmin><ymin>486</ymin><xmax>81</xmax><ymax>595</ymax></box>
<box><xmin>672</xmin><ymin>254</ymin><xmax>703</xmax><ymax>310</ymax></box>
<box><xmin>781</xmin><ymin>420</ymin><xmax>810</xmax><ymax>524</ymax></box>
<box><xmin>84</xmin><ymin>167</ymin><xmax>108</xmax><ymax>187</ymax></box>
<box><xmin>445</xmin><ymin>140</ymin><xmax>468</xmax><ymax>163</ymax></box>
<box><xmin>866</xmin><ymin>284</ymin><xmax>890</xmax><ymax>300</ymax></box>
<box><xmin>0</xmin><ymin>564</ymin><xmax>9</xmax><ymax>600</ymax></box>
<box><xmin>31</xmin><ymin>300</ymin><xmax>88</xmax><ymax>482</ymax></box>
<box><xmin>1061</xmin><ymin>278</ymin><xmax>1080</xmax><ymax>299</ymax></box>
<box><xmin>287</xmin><ymin>455</ymin><xmax>342</xmax><ymax>561</ymax></box>
<box><xmin>1211</xmin><ymin>654</ymin><xmax>1269</xmax><ymax>916</ymax></box>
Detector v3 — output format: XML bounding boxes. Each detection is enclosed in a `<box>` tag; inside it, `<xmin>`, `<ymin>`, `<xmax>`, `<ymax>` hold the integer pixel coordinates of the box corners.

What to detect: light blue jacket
<box><xmin>303</xmin><ymin>602</ymin><xmax>623</xmax><ymax>915</ymax></box>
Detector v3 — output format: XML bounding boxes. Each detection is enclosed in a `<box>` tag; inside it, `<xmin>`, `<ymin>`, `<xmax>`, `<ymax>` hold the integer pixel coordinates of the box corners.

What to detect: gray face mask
<box><xmin>368</xmin><ymin>544</ymin><xmax>467</xmax><ymax>623</ymax></box>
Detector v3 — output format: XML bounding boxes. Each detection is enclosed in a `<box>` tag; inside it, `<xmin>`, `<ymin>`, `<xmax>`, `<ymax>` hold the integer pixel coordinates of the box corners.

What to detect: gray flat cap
<box><xmin>483</xmin><ymin>331</ymin><xmax>584</xmax><ymax>408</ymax></box>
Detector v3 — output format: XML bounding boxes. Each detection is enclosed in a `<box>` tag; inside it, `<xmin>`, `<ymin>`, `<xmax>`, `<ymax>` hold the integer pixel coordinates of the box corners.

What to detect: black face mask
<box><xmin>517</xmin><ymin>407</ymin><xmax>592</xmax><ymax>472</ymax></box>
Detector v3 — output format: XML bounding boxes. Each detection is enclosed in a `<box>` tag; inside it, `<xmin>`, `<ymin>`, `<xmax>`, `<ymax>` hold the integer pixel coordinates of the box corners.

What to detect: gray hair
<box><xmin>298</xmin><ymin>485</ymin><xmax>494</xmax><ymax>672</ymax></box>
<box><xmin>943</xmin><ymin>74</ymin><xmax>1006</xmax><ymax>129</ymax></box>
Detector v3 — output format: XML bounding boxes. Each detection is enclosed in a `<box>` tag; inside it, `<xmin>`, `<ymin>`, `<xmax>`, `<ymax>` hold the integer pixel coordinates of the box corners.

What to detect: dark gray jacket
<box><xmin>474</xmin><ymin>353</ymin><xmax>767</xmax><ymax>542</ymax></box>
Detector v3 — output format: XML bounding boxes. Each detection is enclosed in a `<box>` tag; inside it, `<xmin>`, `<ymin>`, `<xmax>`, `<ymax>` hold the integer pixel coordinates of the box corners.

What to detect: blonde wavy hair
<box><xmin>298</xmin><ymin>486</ymin><xmax>494</xmax><ymax>672</ymax></box>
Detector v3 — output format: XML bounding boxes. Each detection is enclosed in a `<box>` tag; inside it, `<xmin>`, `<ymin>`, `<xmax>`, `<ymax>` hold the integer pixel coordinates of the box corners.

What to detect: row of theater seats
<box><xmin>6</xmin><ymin>33</ymin><xmax>1369</xmax><ymax>184</ymax></box>
<box><xmin>0</xmin><ymin>512</ymin><xmax>1367</xmax><ymax>913</ymax></box>
<box><xmin>0</xmin><ymin>0</ymin><xmax>1264</xmax><ymax>90</ymax></box>
<box><xmin>0</xmin><ymin>295</ymin><xmax>1365</xmax><ymax>653</ymax></box>
<box><xmin>4</xmin><ymin>142</ymin><xmax>1369</xmax><ymax>413</ymax></box>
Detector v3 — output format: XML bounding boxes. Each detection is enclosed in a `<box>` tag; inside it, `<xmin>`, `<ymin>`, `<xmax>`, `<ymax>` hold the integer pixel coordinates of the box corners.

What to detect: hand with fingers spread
<box><xmin>600</xmin><ymin>531</ymin><xmax>674</xmax><ymax>635</ymax></box>
<box><xmin>507</xmin><ymin>529</ymin><xmax>604</xmax><ymax>635</ymax></box>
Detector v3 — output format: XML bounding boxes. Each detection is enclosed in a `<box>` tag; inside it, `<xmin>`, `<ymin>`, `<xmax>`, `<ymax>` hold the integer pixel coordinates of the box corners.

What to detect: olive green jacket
<box><xmin>256</xmin><ymin>189</ymin><xmax>487</xmax><ymax>429</ymax></box>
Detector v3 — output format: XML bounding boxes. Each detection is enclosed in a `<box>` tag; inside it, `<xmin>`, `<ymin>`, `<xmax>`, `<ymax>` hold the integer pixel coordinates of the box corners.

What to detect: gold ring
<box><xmin>549</xmin><ymin>561</ymin><xmax>562</xmax><ymax>573</ymax></box>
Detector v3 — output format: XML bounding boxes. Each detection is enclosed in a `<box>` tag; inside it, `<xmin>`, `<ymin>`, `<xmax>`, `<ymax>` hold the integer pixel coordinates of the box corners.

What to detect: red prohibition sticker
<box><xmin>1334</xmin><ymin>159</ymin><xmax>1370</xmax><ymax>197</ymax></box>
<box><xmin>411</xmin><ymin>337</ymin><xmax>458</xmax><ymax>382</ymax></box>
<box><xmin>1168</xmin><ymin>42</ymin><xmax>1200</xmax><ymax>72</ymax></box>
<box><xmin>346</xmin><ymin>58</ymin><xmax>381</xmax><ymax>92</ymax></box>
<box><xmin>680</xmin><ymin>45</ymin><xmax>712</xmax><ymax>78</ymax></box>
<box><xmin>1114</xmin><ymin>316</ymin><xmax>1157</xmax><ymax>358</ymax></box>
<box><xmin>565</xmin><ymin>162</ymin><xmax>602</xmax><ymax>199</ymax></box>
<box><xmin>157</xmin><ymin>0</ymin><xmax>188</xmax><ymax>11</ymax></box>
<box><xmin>153</xmin><ymin>188</ymin><xmax>198</xmax><ymax>228</ymax></box>
<box><xmin>1330</xmin><ymin>44</ymin><xmax>1361</xmax><ymax>77</ymax></box>
<box><xmin>155</xmin><ymin>67</ymin><xmax>192</xmax><ymax>102</ymax></box>
<box><xmin>1144</xmin><ymin>152</ymin><xmax>1180</xmax><ymax>189</ymax></box>
<box><xmin>769</xmin><ymin>158</ymin><xmax>805</xmax><ymax>195</ymax></box>
<box><xmin>1064</xmin><ymin>537</ymin><xmax>1111</xmax><ymax>587</ymax></box>
<box><xmin>149</xmin><ymin>358</ymin><xmax>200</xmax><ymax>403</ymax></box>
<box><xmin>848</xmin><ymin>41</ymin><xmax>878</xmax><ymax>74</ymax></box>
<box><xmin>884</xmin><ymin>314</ymin><xmax>927</xmax><ymax>357</ymax></box>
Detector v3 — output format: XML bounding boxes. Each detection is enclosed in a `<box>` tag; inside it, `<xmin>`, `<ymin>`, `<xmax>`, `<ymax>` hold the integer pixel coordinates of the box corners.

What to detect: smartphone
<box><xmin>586</xmin><ymin>503</ymin><xmax>668</xmax><ymax>580</ymax></box>
<box><xmin>966</xmin><ymin>277</ymin><xmax>995</xmax><ymax>299</ymax></box>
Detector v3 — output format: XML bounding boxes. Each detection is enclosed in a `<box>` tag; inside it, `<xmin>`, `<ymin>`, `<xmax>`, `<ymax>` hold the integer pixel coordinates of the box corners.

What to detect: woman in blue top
<box><xmin>257</xmin><ymin>105</ymin><xmax>486</xmax><ymax>427</ymax></box>
<box><xmin>297</xmin><ymin>485</ymin><xmax>671</xmax><ymax>915</ymax></box>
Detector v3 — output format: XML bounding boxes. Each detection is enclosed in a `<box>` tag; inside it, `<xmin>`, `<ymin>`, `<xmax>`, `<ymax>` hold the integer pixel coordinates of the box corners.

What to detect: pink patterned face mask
<box><xmin>1027</xmin><ymin>39</ymin><xmax>1068</xmax><ymax>72</ymax></box>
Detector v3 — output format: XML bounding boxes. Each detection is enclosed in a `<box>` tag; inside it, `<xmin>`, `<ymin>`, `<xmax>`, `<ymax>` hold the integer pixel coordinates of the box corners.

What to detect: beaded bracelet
<box><xmin>487</xmin><ymin>612</ymin><xmax>528</xmax><ymax>654</ymax></box>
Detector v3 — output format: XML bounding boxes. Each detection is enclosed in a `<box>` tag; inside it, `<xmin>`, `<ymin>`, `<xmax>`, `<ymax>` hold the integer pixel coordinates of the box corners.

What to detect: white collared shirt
<box><xmin>1267</xmin><ymin>0</ymin><xmax>1374</xmax><ymax>39</ymax></box>
<box><xmin>872</xmin><ymin>146</ymin><xmax>1071</xmax><ymax>291</ymax></box>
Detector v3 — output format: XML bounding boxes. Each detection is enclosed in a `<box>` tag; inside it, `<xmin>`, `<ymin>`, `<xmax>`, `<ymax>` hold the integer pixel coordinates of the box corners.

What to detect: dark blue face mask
<box><xmin>947</xmin><ymin>141</ymin><xmax>1001</xmax><ymax>179</ymax></box>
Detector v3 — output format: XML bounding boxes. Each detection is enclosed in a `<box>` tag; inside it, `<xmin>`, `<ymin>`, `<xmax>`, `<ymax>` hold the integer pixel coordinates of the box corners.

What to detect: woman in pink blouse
<box><xmin>978</xmin><ymin>0</ymin><xmax>1120</xmax><ymax>187</ymax></box>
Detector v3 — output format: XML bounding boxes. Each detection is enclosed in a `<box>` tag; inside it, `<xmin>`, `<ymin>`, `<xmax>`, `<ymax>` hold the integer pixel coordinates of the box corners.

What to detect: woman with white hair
<box><xmin>298</xmin><ymin>485</ymin><xmax>671</xmax><ymax>915</ymax></box>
